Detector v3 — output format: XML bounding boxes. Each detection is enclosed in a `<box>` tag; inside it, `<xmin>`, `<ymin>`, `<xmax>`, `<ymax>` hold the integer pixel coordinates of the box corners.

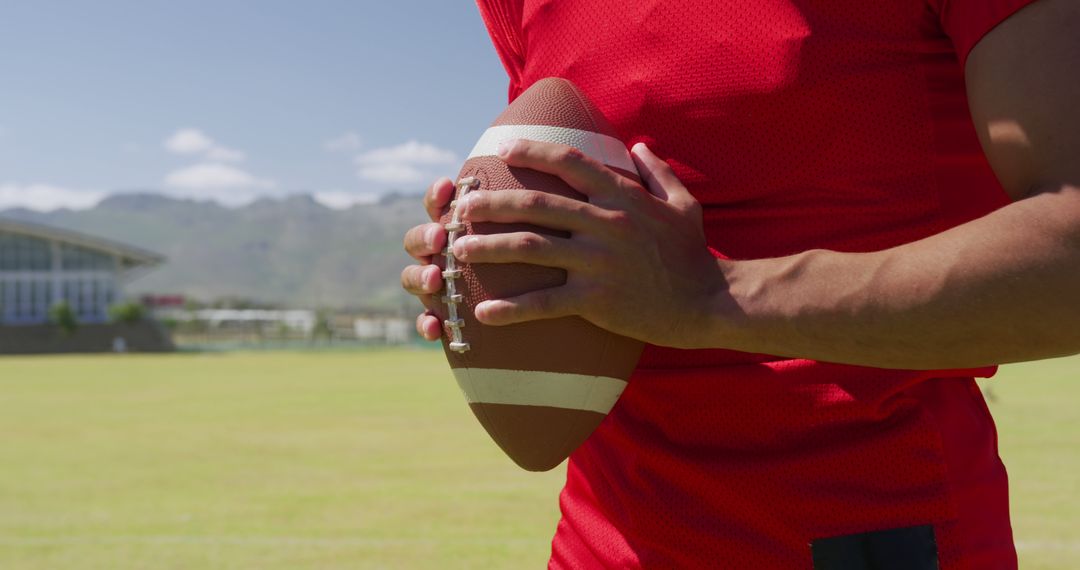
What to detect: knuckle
<box><xmin>519</xmin><ymin>191</ymin><xmax>548</xmax><ymax>210</ymax></box>
<box><xmin>604</xmin><ymin>210</ymin><xmax>635</xmax><ymax>236</ymax></box>
<box><xmin>683</xmin><ymin>198</ymin><xmax>703</xmax><ymax>217</ymax></box>
<box><xmin>502</xmin><ymin>139</ymin><xmax>524</xmax><ymax>156</ymax></box>
<box><xmin>457</xmin><ymin>236</ymin><xmax>480</xmax><ymax>259</ymax></box>
<box><xmin>461</xmin><ymin>192</ymin><xmax>485</xmax><ymax>215</ymax></box>
<box><xmin>557</xmin><ymin>146</ymin><xmax>586</xmax><ymax>165</ymax></box>
<box><xmin>614</xmin><ymin>177</ymin><xmax>641</xmax><ymax>195</ymax></box>
<box><xmin>606</xmin><ymin>209</ymin><xmax>631</xmax><ymax>225</ymax></box>
<box><xmin>515</xmin><ymin>233</ymin><xmax>545</xmax><ymax>253</ymax></box>
<box><xmin>579</xmin><ymin>202</ymin><xmax>607</xmax><ymax>222</ymax></box>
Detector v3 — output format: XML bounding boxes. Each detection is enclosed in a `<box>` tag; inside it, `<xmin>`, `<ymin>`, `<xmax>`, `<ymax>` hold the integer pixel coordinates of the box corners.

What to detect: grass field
<box><xmin>0</xmin><ymin>350</ymin><xmax>1076</xmax><ymax>569</ymax></box>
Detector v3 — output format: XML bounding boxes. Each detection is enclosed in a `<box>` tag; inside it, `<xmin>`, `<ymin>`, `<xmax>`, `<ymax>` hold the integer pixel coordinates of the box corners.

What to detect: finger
<box><xmin>400</xmin><ymin>264</ymin><xmax>444</xmax><ymax>296</ymax></box>
<box><xmin>497</xmin><ymin>139</ymin><xmax>628</xmax><ymax>200</ymax></box>
<box><xmin>423</xmin><ymin>177</ymin><xmax>456</xmax><ymax>222</ymax></box>
<box><xmin>453</xmin><ymin>232</ymin><xmax>587</xmax><ymax>269</ymax></box>
<box><xmin>474</xmin><ymin>287</ymin><xmax>577</xmax><ymax>326</ymax></box>
<box><xmin>415</xmin><ymin>311</ymin><xmax>442</xmax><ymax>341</ymax></box>
<box><xmin>629</xmin><ymin>143</ymin><xmax>694</xmax><ymax>207</ymax></box>
<box><xmin>458</xmin><ymin>189</ymin><xmax>599</xmax><ymax>233</ymax></box>
<box><xmin>403</xmin><ymin>223</ymin><xmax>447</xmax><ymax>262</ymax></box>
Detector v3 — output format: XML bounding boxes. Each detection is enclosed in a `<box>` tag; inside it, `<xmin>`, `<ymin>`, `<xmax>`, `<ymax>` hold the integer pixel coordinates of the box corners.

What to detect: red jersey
<box><xmin>476</xmin><ymin>1</ymin><xmax>1036</xmax><ymax>567</ymax></box>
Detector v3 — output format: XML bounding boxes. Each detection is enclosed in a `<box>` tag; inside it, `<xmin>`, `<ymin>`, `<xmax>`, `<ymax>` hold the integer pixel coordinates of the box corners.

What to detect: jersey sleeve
<box><xmin>928</xmin><ymin>0</ymin><xmax>1040</xmax><ymax>67</ymax></box>
<box><xmin>475</xmin><ymin>0</ymin><xmax>527</xmax><ymax>101</ymax></box>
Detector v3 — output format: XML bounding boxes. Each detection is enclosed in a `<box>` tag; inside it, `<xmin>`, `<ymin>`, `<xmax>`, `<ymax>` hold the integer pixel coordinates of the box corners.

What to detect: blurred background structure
<box><xmin>0</xmin><ymin>218</ymin><xmax>162</xmax><ymax>325</ymax></box>
<box><xmin>0</xmin><ymin>219</ymin><xmax>172</xmax><ymax>353</ymax></box>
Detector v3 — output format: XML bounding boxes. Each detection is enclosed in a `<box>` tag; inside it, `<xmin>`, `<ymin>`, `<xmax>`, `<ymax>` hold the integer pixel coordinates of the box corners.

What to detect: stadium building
<box><xmin>0</xmin><ymin>219</ymin><xmax>163</xmax><ymax>325</ymax></box>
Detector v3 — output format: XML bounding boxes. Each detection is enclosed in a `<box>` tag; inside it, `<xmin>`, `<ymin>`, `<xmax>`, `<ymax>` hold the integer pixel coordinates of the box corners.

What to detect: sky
<box><xmin>0</xmin><ymin>0</ymin><xmax>511</xmax><ymax>210</ymax></box>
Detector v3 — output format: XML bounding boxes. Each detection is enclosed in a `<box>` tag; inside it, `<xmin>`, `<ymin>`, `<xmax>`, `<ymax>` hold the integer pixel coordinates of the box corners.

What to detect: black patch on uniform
<box><xmin>811</xmin><ymin>524</ymin><xmax>939</xmax><ymax>570</ymax></box>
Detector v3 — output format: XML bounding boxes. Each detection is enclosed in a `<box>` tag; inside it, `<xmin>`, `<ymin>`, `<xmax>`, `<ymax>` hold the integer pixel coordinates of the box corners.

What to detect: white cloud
<box><xmin>161</xmin><ymin>129</ymin><xmax>267</xmax><ymax>205</ymax></box>
<box><xmin>163</xmin><ymin>128</ymin><xmax>245</xmax><ymax>162</ymax></box>
<box><xmin>356</xmin><ymin>162</ymin><xmax>427</xmax><ymax>185</ymax></box>
<box><xmin>354</xmin><ymin>140</ymin><xmax>457</xmax><ymax>185</ymax></box>
<box><xmin>356</xmin><ymin>140</ymin><xmax>457</xmax><ymax>166</ymax></box>
<box><xmin>313</xmin><ymin>191</ymin><xmax>379</xmax><ymax>210</ymax></box>
<box><xmin>164</xmin><ymin>128</ymin><xmax>214</xmax><ymax>154</ymax></box>
<box><xmin>324</xmin><ymin>131</ymin><xmax>362</xmax><ymax>153</ymax></box>
<box><xmin>163</xmin><ymin>163</ymin><xmax>275</xmax><ymax>206</ymax></box>
<box><xmin>0</xmin><ymin>183</ymin><xmax>105</xmax><ymax>211</ymax></box>
<box><xmin>164</xmin><ymin>163</ymin><xmax>274</xmax><ymax>190</ymax></box>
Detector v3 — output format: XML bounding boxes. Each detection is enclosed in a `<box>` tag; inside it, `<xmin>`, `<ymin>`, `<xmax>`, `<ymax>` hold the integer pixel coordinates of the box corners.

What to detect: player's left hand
<box><xmin>454</xmin><ymin>140</ymin><xmax>725</xmax><ymax>349</ymax></box>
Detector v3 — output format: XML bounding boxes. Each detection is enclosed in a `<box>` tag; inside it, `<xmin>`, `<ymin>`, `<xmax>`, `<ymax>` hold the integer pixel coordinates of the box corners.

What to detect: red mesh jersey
<box><xmin>475</xmin><ymin>0</ymin><xmax>1036</xmax><ymax>567</ymax></box>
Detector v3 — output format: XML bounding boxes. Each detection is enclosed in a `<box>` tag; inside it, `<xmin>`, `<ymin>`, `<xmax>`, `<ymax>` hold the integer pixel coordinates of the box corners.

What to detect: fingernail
<box><xmin>496</xmin><ymin>140</ymin><xmax>512</xmax><ymax>158</ymax></box>
<box><xmin>425</xmin><ymin>266</ymin><xmax>440</xmax><ymax>288</ymax></box>
<box><xmin>474</xmin><ymin>301</ymin><xmax>490</xmax><ymax>320</ymax></box>
<box><xmin>424</xmin><ymin>319</ymin><xmax>440</xmax><ymax>340</ymax></box>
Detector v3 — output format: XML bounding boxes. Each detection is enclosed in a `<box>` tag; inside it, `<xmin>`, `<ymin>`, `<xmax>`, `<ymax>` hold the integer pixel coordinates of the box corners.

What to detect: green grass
<box><xmin>0</xmin><ymin>350</ymin><xmax>563</xmax><ymax>569</ymax></box>
<box><xmin>979</xmin><ymin>355</ymin><xmax>1080</xmax><ymax>569</ymax></box>
<box><xmin>0</xmin><ymin>350</ymin><xmax>1075</xmax><ymax>569</ymax></box>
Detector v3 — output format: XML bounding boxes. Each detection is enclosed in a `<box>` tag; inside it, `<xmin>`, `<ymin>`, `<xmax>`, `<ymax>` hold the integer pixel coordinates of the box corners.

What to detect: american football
<box><xmin>437</xmin><ymin>77</ymin><xmax>644</xmax><ymax>472</ymax></box>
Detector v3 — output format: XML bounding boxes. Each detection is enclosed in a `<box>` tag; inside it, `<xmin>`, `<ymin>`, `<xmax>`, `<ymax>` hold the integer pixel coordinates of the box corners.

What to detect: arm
<box><xmin>714</xmin><ymin>187</ymin><xmax>1079</xmax><ymax>368</ymax></box>
<box><xmin>704</xmin><ymin>0</ymin><xmax>1080</xmax><ymax>369</ymax></box>
<box><xmin>403</xmin><ymin>0</ymin><xmax>1079</xmax><ymax>369</ymax></box>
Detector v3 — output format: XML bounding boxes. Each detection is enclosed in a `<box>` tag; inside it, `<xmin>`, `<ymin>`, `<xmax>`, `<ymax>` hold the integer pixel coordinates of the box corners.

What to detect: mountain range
<box><xmin>0</xmin><ymin>193</ymin><xmax>431</xmax><ymax>310</ymax></box>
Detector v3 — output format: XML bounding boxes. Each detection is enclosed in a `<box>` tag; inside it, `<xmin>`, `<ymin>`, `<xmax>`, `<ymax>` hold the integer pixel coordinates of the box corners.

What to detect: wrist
<box><xmin>702</xmin><ymin>257</ymin><xmax>762</xmax><ymax>352</ymax></box>
<box><xmin>703</xmin><ymin>252</ymin><xmax>827</xmax><ymax>354</ymax></box>
<box><xmin>706</xmin><ymin>249</ymin><xmax>887</xmax><ymax>357</ymax></box>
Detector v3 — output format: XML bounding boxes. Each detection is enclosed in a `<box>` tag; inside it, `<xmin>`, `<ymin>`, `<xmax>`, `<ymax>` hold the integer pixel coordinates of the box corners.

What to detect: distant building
<box><xmin>0</xmin><ymin>219</ymin><xmax>164</xmax><ymax>325</ymax></box>
<box><xmin>353</xmin><ymin>316</ymin><xmax>412</xmax><ymax>344</ymax></box>
<box><xmin>160</xmin><ymin>308</ymin><xmax>318</xmax><ymax>335</ymax></box>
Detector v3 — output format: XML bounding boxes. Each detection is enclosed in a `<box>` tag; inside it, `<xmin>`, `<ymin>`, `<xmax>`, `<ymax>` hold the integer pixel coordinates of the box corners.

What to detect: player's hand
<box><xmin>401</xmin><ymin>177</ymin><xmax>454</xmax><ymax>341</ymax></box>
<box><xmin>453</xmin><ymin>140</ymin><xmax>724</xmax><ymax>348</ymax></box>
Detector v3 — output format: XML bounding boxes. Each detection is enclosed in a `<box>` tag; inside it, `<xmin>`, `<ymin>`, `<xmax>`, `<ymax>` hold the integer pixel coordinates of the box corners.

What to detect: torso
<box><xmin>477</xmin><ymin>1</ymin><xmax>1018</xmax><ymax>567</ymax></box>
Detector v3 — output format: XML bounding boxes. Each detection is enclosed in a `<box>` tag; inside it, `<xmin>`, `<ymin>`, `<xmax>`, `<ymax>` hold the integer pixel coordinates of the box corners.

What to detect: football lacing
<box><xmin>443</xmin><ymin>176</ymin><xmax>480</xmax><ymax>353</ymax></box>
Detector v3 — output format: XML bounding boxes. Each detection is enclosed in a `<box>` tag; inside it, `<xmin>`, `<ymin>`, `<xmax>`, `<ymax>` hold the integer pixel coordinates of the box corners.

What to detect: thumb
<box><xmin>630</xmin><ymin>143</ymin><xmax>694</xmax><ymax>207</ymax></box>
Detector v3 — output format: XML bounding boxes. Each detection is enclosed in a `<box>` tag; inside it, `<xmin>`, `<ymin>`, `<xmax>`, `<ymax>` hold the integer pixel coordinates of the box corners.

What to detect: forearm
<box><xmin>710</xmin><ymin>185</ymin><xmax>1080</xmax><ymax>369</ymax></box>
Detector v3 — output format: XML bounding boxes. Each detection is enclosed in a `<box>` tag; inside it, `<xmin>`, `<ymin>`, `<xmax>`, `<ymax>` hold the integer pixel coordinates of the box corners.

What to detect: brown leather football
<box><xmin>437</xmin><ymin>77</ymin><xmax>644</xmax><ymax>472</ymax></box>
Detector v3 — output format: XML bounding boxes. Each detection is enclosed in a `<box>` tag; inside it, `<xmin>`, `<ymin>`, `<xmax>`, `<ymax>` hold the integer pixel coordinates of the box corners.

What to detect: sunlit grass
<box><xmin>0</xmin><ymin>349</ymin><xmax>1075</xmax><ymax>568</ymax></box>
<box><xmin>0</xmin><ymin>349</ymin><xmax>563</xmax><ymax>569</ymax></box>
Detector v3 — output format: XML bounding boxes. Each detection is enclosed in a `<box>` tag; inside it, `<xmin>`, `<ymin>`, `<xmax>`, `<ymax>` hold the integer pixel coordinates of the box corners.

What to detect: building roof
<box><xmin>0</xmin><ymin>217</ymin><xmax>165</xmax><ymax>267</ymax></box>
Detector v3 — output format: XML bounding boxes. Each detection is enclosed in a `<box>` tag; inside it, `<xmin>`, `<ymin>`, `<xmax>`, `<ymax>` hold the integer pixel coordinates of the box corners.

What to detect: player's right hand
<box><xmin>401</xmin><ymin>177</ymin><xmax>454</xmax><ymax>341</ymax></box>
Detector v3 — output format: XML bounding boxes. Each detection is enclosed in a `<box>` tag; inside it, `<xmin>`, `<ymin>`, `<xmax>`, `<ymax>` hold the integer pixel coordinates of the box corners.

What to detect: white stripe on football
<box><xmin>467</xmin><ymin>124</ymin><xmax>635</xmax><ymax>173</ymax></box>
<box><xmin>452</xmin><ymin>368</ymin><xmax>628</xmax><ymax>414</ymax></box>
